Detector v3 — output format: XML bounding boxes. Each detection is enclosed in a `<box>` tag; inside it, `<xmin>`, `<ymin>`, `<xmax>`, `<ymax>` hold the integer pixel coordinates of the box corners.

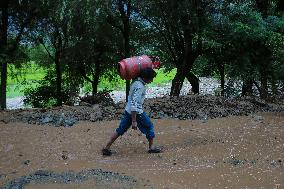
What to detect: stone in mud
<box><xmin>64</xmin><ymin>118</ymin><xmax>77</xmax><ymax>127</ymax></box>
<box><xmin>41</xmin><ymin>114</ymin><xmax>53</xmax><ymax>124</ymax></box>
<box><xmin>90</xmin><ymin>111</ymin><xmax>103</xmax><ymax>122</ymax></box>
<box><xmin>34</xmin><ymin>170</ymin><xmax>51</xmax><ymax>176</ymax></box>
<box><xmin>22</xmin><ymin>160</ymin><xmax>30</xmax><ymax>165</ymax></box>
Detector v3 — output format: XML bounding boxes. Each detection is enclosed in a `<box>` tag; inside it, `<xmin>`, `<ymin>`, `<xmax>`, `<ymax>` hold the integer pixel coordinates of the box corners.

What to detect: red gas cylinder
<box><xmin>118</xmin><ymin>55</ymin><xmax>161</xmax><ymax>80</ymax></box>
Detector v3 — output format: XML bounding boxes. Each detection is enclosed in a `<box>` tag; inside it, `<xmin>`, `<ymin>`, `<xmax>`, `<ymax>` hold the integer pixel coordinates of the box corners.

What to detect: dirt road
<box><xmin>0</xmin><ymin>112</ymin><xmax>283</xmax><ymax>189</ymax></box>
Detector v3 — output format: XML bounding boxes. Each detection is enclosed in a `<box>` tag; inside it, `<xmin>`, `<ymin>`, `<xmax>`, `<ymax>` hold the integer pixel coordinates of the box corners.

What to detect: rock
<box><xmin>11</xmin><ymin>186</ymin><xmax>21</xmax><ymax>189</ymax></box>
<box><xmin>1</xmin><ymin>93</ymin><xmax>283</xmax><ymax>127</ymax></box>
<box><xmin>79</xmin><ymin>102</ymin><xmax>92</xmax><ymax>107</ymax></box>
<box><xmin>34</xmin><ymin>170</ymin><xmax>51</xmax><ymax>176</ymax></box>
<box><xmin>253</xmin><ymin>115</ymin><xmax>264</xmax><ymax>123</ymax></box>
<box><xmin>62</xmin><ymin>154</ymin><xmax>68</xmax><ymax>160</ymax></box>
<box><xmin>41</xmin><ymin>114</ymin><xmax>53</xmax><ymax>124</ymax></box>
<box><xmin>64</xmin><ymin>118</ymin><xmax>77</xmax><ymax>127</ymax></box>
<box><xmin>55</xmin><ymin>116</ymin><xmax>64</xmax><ymax>127</ymax></box>
<box><xmin>92</xmin><ymin>104</ymin><xmax>100</xmax><ymax>110</ymax></box>
<box><xmin>23</xmin><ymin>160</ymin><xmax>30</xmax><ymax>165</ymax></box>
<box><xmin>1</xmin><ymin>118</ymin><xmax>9</xmax><ymax>124</ymax></box>
<box><xmin>90</xmin><ymin>111</ymin><xmax>103</xmax><ymax>122</ymax></box>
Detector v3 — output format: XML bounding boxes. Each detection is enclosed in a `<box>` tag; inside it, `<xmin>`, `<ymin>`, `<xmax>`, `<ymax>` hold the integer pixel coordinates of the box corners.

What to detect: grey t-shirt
<box><xmin>125</xmin><ymin>77</ymin><xmax>146</xmax><ymax>114</ymax></box>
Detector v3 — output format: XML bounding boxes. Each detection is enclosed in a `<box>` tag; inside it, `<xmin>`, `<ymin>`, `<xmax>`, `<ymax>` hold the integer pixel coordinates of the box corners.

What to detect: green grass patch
<box><xmin>8</xmin><ymin>66</ymin><xmax>176</xmax><ymax>98</ymax></box>
<box><xmin>7</xmin><ymin>62</ymin><xmax>46</xmax><ymax>98</ymax></box>
<box><xmin>151</xmin><ymin>68</ymin><xmax>176</xmax><ymax>86</ymax></box>
<box><xmin>84</xmin><ymin>68</ymin><xmax>176</xmax><ymax>93</ymax></box>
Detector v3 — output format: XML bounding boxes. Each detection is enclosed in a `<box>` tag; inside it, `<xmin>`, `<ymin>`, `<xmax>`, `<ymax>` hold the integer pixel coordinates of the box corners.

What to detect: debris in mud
<box><xmin>228</xmin><ymin>157</ymin><xmax>245</xmax><ymax>166</ymax></box>
<box><xmin>0</xmin><ymin>169</ymin><xmax>153</xmax><ymax>189</ymax></box>
<box><xmin>22</xmin><ymin>160</ymin><xmax>31</xmax><ymax>165</ymax></box>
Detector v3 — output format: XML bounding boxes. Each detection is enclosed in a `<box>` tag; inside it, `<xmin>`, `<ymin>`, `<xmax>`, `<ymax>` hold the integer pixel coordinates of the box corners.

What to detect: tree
<box><xmin>134</xmin><ymin>0</ymin><xmax>209</xmax><ymax>96</ymax></box>
<box><xmin>0</xmin><ymin>0</ymin><xmax>41</xmax><ymax>110</ymax></box>
<box><xmin>207</xmin><ymin>0</ymin><xmax>284</xmax><ymax>98</ymax></box>
<box><xmin>66</xmin><ymin>0</ymin><xmax>119</xmax><ymax>96</ymax></box>
<box><xmin>0</xmin><ymin>1</ymin><xmax>8</xmax><ymax>110</ymax></box>
<box><xmin>34</xmin><ymin>0</ymin><xmax>74</xmax><ymax>106</ymax></box>
<box><xmin>104</xmin><ymin>0</ymin><xmax>133</xmax><ymax>100</ymax></box>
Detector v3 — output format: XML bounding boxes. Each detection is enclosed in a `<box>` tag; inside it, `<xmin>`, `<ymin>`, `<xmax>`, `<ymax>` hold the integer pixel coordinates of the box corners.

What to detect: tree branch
<box><xmin>132</xmin><ymin>6</ymin><xmax>177</xmax><ymax>62</ymax></box>
<box><xmin>8</xmin><ymin>9</ymin><xmax>36</xmax><ymax>54</ymax></box>
<box><xmin>103</xmin><ymin>0</ymin><xmax>124</xmax><ymax>32</ymax></box>
<box><xmin>40</xmin><ymin>39</ymin><xmax>55</xmax><ymax>61</ymax></box>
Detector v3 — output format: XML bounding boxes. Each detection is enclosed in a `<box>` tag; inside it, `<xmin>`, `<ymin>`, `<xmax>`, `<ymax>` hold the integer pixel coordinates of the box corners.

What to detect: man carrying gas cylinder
<box><xmin>102</xmin><ymin>55</ymin><xmax>162</xmax><ymax>156</ymax></box>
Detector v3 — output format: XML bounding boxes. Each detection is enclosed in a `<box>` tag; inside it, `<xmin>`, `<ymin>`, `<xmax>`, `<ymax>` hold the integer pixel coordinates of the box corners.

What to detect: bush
<box><xmin>23</xmin><ymin>73</ymin><xmax>72</xmax><ymax>108</ymax></box>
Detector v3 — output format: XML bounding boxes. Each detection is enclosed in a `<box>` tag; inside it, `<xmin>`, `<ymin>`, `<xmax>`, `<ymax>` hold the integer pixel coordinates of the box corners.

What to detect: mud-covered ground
<box><xmin>0</xmin><ymin>110</ymin><xmax>283</xmax><ymax>189</ymax></box>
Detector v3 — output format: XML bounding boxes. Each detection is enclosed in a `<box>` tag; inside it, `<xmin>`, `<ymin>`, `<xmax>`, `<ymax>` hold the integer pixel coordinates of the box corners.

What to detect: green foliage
<box><xmin>23</xmin><ymin>71</ymin><xmax>71</xmax><ymax>108</ymax></box>
<box><xmin>4</xmin><ymin>0</ymin><xmax>284</xmax><ymax>107</ymax></box>
<box><xmin>83</xmin><ymin>68</ymin><xmax>177</xmax><ymax>93</ymax></box>
<box><xmin>192</xmin><ymin>56</ymin><xmax>217</xmax><ymax>77</ymax></box>
<box><xmin>9</xmin><ymin>64</ymin><xmax>177</xmax><ymax>98</ymax></box>
<box><xmin>206</xmin><ymin>1</ymin><xmax>284</xmax><ymax>85</ymax></box>
<box><xmin>24</xmin><ymin>84</ymin><xmax>58</xmax><ymax>108</ymax></box>
<box><xmin>27</xmin><ymin>45</ymin><xmax>52</xmax><ymax>67</ymax></box>
<box><xmin>150</xmin><ymin>69</ymin><xmax>176</xmax><ymax>86</ymax></box>
<box><xmin>7</xmin><ymin>62</ymin><xmax>46</xmax><ymax>98</ymax></box>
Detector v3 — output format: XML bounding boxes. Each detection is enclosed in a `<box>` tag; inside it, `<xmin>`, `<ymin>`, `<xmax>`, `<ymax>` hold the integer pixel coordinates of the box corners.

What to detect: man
<box><xmin>102</xmin><ymin>67</ymin><xmax>161</xmax><ymax>156</ymax></box>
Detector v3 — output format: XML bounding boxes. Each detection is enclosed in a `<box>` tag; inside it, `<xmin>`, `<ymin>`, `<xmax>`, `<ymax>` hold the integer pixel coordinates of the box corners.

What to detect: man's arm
<box><xmin>130</xmin><ymin>85</ymin><xmax>143</xmax><ymax>130</ymax></box>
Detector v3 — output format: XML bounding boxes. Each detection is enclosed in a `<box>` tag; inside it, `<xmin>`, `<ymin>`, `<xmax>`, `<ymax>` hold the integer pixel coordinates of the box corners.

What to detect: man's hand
<box><xmin>132</xmin><ymin>121</ymin><xmax>137</xmax><ymax>130</ymax></box>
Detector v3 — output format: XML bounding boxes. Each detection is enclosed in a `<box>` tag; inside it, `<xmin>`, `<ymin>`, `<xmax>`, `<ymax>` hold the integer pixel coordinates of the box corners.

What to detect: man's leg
<box><xmin>147</xmin><ymin>137</ymin><xmax>161</xmax><ymax>153</ymax></box>
<box><xmin>137</xmin><ymin>112</ymin><xmax>161</xmax><ymax>153</ymax></box>
<box><xmin>104</xmin><ymin>132</ymin><xmax>120</xmax><ymax>150</ymax></box>
<box><xmin>102</xmin><ymin>111</ymin><xmax>131</xmax><ymax>155</ymax></box>
<box><xmin>148</xmin><ymin>138</ymin><xmax>154</xmax><ymax>149</ymax></box>
<box><xmin>102</xmin><ymin>132</ymin><xmax>119</xmax><ymax>156</ymax></box>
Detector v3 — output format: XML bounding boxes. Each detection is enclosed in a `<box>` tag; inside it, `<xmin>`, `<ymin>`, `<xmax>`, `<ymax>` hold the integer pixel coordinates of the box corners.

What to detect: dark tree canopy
<box><xmin>1</xmin><ymin>0</ymin><xmax>283</xmax><ymax>109</ymax></box>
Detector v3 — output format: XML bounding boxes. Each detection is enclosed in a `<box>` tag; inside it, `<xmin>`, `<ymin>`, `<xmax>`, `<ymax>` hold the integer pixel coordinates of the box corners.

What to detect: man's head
<box><xmin>140</xmin><ymin>67</ymin><xmax>157</xmax><ymax>83</ymax></box>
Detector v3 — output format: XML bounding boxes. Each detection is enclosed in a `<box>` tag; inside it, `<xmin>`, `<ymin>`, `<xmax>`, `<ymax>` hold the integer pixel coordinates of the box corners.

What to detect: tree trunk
<box><xmin>260</xmin><ymin>74</ymin><xmax>268</xmax><ymax>99</ymax></box>
<box><xmin>242</xmin><ymin>79</ymin><xmax>254</xmax><ymax>96</ymax></box>
<box><xmin>0</xmin><ymin>1</ymin><xmax>8</xmax><ymax>110</ymax></box>
<box><xmin>170</xmin><ymin>14</ymin><xmax>199</xmax><ymax>96</ymax></box>
<box><xmin>0</xmin><ymin>61</ymin><xmax>7</xmax><ymax>110</ymax></box>
<box><xmin>271</xmin><ymin>78</ymin><xmax>277</xmax><ymax>95</ymax></box>
<box><xmin>121</xmin><ymin>0</ymin><xmax>131</xmax><ymax>101</ymax></box>
<box><xmin>55</xmin><ymin>50</ymin><xmax>62</xmax><ymax>106</ymax></box>
<box><xmin>277</xmin><ymin>0</ymin><xmax>284</xmax><ymax>12</ymax></box>
<box><xmin>170</xmin><ymin>67</ymin><xmax>185</xmax><ymax>96</ymax></box>
<box><xmin>92</xmin><ymin>81</ymin><xmax>97</xmax><ymax>96</ymax></box>
<box><xmin>124</xmin><ymin>28</ymin><xmax>130</xmax><ymax>100</ymax></box>
<box><xmin>217</xmin><ymin>62</ymin><xmax>225</xmax><ymax>96</ymax></box>
<box><xmin>170</xmin><ymin>67</ymin><xmax>200</xmax><ymax>96</ymax></box>
<box><xmin>92</xmin><ymin>63</ymin><xmax>101</xmax><ymax>96</ymax></box>
<box><xmin>185</xmin><ymin>72</ymin><xmax>199</xmax><ymax>94</ymax></box>
<box><xmin>255</xmin><ymin>0</ymin><xmax>270</xmax><ymax>17</ymax></box>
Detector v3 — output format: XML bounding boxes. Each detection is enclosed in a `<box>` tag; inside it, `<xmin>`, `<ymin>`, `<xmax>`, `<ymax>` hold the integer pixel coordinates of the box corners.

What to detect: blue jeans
<box><xmin>116</xmin><ymin>111</ymin><xmax>155</xmax><ymax>139</ymax></box>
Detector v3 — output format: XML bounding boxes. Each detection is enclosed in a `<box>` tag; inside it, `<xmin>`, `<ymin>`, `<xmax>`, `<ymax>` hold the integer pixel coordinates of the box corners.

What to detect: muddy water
<box><xmin>0</xmin><ymin>112</ymin><xmax>283</xmax><ymax>189</ymax></box>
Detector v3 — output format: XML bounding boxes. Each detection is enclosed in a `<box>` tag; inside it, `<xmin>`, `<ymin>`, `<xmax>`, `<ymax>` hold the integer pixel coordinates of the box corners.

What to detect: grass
<box><xmin>92</xmin><ymin>68</ymin><xmax>176</xmax><ymax>92</ymax></box>
<box><xmin>151</xmin><ymin>68</ymin><xmax>176</xmax><ymax>86</ymax></box>
<box><xmin>7</xmin><ymin>62</ymin><xmax>46</xmax><ymax>98</ymax></box>
<box><xmin>7</xmin><ymin>64</ymin><xmax>177</xmax><ymax>98</ymax></box>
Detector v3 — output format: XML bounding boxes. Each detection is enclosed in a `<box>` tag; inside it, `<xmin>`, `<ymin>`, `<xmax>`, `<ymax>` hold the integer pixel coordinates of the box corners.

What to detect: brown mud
<box><xmin>0</xmin><ymin>112</ymin><xmax>283</xmax><ymax>189</ymax></box>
